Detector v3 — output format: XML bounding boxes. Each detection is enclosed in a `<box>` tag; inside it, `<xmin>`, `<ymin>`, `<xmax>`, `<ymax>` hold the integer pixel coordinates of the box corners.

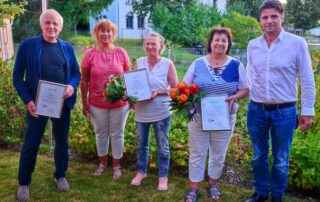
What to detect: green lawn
<box><xmin>0</xmin><ymin>151</ymin><xmax>313</xmax><ymax>202</ymax></box>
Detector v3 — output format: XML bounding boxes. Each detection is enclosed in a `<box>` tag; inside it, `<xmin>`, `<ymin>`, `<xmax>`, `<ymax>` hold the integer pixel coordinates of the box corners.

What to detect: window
<box><xmin>137</xmin><ymin>15</ymin><xmax>144</xmax><ymax>29</ymax></box>
<box><xmin>95</xmin><ymin>15</ymin><xmax>107</xmax><ymax>22</ymax></box>
<box><xmin>126</xmin><ymin>0</ymin><xmax>133</xmax><ymax>5</ymax></box>
<box><xmin>126</xmin><ymin>14</ymin><xmax>133</xmax><ymax>29</ymax></box>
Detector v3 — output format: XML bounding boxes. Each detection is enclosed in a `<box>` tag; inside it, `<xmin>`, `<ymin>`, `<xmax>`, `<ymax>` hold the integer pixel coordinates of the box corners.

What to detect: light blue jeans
<box><xmin>136</xmin><ymin>115</ymin><xmax>171</xmax><ymax>177</ymax></box>
<box><xmin>247</xmin><ymin>102</ymin><xmax>297</xmax><ymax>198</ymax></box>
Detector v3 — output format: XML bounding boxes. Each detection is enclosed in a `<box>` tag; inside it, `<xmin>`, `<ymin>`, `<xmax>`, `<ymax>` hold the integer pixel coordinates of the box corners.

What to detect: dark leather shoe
<box><xmin>245</xmin><ymin>192</ymin><xmax>268</xmax><ymax>202</ymax></box>
<box><xmin>272</xmin><ymin>196</ymin><xmax>283</xmax><ymax>202</ymax></box>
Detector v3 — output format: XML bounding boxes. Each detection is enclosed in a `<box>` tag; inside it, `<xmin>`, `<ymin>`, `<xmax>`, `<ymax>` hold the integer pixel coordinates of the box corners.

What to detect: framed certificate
<box><xmin>35</xmin><ymin>80</ymin><xmax>67</xmax><ymax>118</ymax></box>
<box><xmin>201</xmin><ymin>94</ymin><xmax>231</xmax><ymax>131</ymax></box>
<box><xmin>123</xmin><ymin>68</ymin><xmax>152</xmax><ymax>101</ymax></box>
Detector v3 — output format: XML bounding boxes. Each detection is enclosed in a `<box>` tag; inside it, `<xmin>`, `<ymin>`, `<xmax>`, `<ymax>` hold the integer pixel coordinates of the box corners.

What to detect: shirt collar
<box><xmin>260</xmin><ymin>29</ymin><xmax>285</xmax><ymax>43</ymax></box>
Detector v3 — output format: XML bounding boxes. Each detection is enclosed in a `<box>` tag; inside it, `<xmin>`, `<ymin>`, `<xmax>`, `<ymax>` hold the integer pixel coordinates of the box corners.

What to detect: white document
<box><xmin>124</xmin><ymin>69</ymin><xmax>152</xmax><ymax>101</ymax></box>
<box><xmin>201</xmin><ymin>94</ymin><xmax>231</xmax><ymax>131</ymax></box>
<box><xmin>35</xmin><ymin>80</ymin><xmax>66</xmax><ymax>118</ymax></box>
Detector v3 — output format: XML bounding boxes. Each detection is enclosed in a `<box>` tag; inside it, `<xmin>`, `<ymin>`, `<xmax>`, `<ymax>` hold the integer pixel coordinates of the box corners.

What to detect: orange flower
<box><xmin>170</xmin><ymin>88</ymin><xmax>178</xmax><ymax>99</ymax></box>
<box><xmin>178</xmin><ymin>94</ymin><xmax>188</xmax><ymax>104</ymax></box>
<box><xmin>177</xmin><ymin>82</ymin><xmax>187</xmax><ymax>93</ymax></box>
<box><xmin>189</xmin><ymin>83</ymin><xmax>199</xmax><ymax>95</ymax></box>
<box><xmin>184</xmin><ymin>88</ymin><xmax>190</xmax><ymax>96</ymax></box>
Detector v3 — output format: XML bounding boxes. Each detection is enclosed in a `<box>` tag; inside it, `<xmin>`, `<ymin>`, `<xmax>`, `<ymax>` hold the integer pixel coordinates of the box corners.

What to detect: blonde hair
<box><xmin>92</xmin><ymin>19</ymin><xmax>117</xmax><ymax>42</ymax></box>
<box><xmin>144</xmin><ymin>31</ymin><xmax>166</xmax><ymax>55</ymax></box>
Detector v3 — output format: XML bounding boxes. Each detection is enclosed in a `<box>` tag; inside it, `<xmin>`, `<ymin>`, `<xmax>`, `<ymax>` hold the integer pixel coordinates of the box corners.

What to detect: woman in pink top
<box><xmin>80</xmin><ymin>19</ymin><xmax>131</xmax><ymax>179</ymax></box>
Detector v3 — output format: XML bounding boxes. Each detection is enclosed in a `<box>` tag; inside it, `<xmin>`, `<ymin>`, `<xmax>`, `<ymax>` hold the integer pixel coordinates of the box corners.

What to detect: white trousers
<box><xmin>188</xmin><ymin>113</ymin><xmax>237</xmax><ymax>182</ymax></box>
<box><xmin>89</xmin><ymin>105</ymin><xmax>130</xmax><ymax>158</ymax></box>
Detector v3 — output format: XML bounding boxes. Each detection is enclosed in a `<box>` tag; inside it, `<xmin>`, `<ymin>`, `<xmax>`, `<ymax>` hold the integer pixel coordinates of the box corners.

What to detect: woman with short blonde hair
<box><xmin>80</xmin><ymin>19</ymin><xmax>131</xmax><ymax>179</ymax></box>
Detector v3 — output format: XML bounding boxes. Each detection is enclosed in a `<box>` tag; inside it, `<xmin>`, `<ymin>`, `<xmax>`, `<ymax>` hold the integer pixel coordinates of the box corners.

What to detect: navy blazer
<box><xmin>13</xmin><ymin>35</ymin><xmax>80</xmax><ymax>109</ymax></box>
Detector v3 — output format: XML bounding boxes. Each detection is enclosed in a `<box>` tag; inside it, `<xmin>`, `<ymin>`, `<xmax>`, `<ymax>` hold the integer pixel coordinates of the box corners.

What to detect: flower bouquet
<box><xmin>169</xmin><ymin>82</ymin><xmax>204</xmax><ymax>120</ymax></box>
<box><xmin>104</xmin><ymin>74</ymin><xmax>137</xmax><ymax>104</ymax></box>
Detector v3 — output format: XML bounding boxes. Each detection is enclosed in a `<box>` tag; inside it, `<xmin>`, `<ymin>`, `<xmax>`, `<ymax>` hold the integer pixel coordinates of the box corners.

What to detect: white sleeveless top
<box><xmin>135</xmin><ymin>57</ymin><xmax>172</xmax><ymax>122</ymax></box>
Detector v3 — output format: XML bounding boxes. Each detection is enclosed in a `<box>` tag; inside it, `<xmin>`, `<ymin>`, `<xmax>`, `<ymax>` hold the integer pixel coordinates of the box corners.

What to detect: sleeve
<box><xmin>183</xmin><ymin>61</ymin><xmax>196</xmax><ymax>85</ymax></box>
<box><xmin>237</xmin><ymin>62</ymin><xmax>249</xmax><ymax>89</ymax></box>
<box><xmin>246</xmin><ymin>41</ymin><xmax>253</xmax><ymax>90</ymax></box>
<box><xmin>297</xmin><ymin>38</ymin><xmax>315</xmax><ymax>116</ymax></box>
<box><xmin>68</xmin><ymin>45</ymin><xmax>81</xmax><ymax>90</ymax></box>
<box><xmin>81</xmin><ymin>49</ymin><xmax>92</xmax><ymax>69</ymax></box>
<box><xmin>12</xmin><ymin>40</ymin><xmax>33</xmax><ymax>105</ymax></box>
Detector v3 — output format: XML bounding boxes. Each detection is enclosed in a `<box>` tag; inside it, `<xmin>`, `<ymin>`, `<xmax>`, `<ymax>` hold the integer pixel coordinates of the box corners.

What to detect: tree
<box><xmin>0</xmin><ymin>0</ymin><xmax>26</xmax><ymax>26</ymax></box>
<box><xmin>221</xmin><ymin>11</ymin><xmax>262</xmax><ymax>49</ymax></box>
<box><xmin>12</xmin><ymin>0</ymin><xmax>113</xmax><ymax>40</ymax></box>
<box><xmin>132</xmin><ymin>0</ymin><xmax>197</xmax><ymax>17</ymax></box>
<box><xmin>227</xmin><ymin>0</ymin><xmax>261</xmax><ymax>19</ymax></box>
<box><xmin>150</xmin><ymin>2</ymin><xmax>221</xmax><ymax>47</ymax></box>
<box><xmin>285</xmin><ymin>0</ymin><xmax>320</xmax><ymax>30</ymax></box>
<box><xmin>49</xmin><ymin>0</ymin><xmax>113</xmax><ymax>35</ymax></box>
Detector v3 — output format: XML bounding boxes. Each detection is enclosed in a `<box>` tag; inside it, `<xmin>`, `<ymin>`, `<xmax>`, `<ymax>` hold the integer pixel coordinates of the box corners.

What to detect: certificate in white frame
<box><xmin>35</xmin><ymin>80</ymin><xmax>67</xmax><ymax>118</ymax></box>
<box><xmin>123</xmin><ymin>68</ymin><xmax>152</xmax><ymax>101</ymax></box>
<box><xmin>201</xmin><ymin>94</ymin><xmax>231</xmax><ymax>131</ymax></box>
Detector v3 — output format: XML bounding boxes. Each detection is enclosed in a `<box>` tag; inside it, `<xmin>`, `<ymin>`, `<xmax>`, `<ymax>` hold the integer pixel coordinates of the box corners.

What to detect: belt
<box><xmin>251</xmin><ymin>101</ymin><xmax>296</xmax><ymax>110</ymax></box>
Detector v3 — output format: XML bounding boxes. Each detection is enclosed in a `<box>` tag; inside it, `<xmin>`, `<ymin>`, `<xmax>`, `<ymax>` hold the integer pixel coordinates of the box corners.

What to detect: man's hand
<box><xmin>298</xmin><ymin>115</ymin><xmax>313</xmax><ymax>133</ymax></box>
<box><xmin>27</xmin><ymin>101</ymin><xmax>39</xmax><ymax>118</ymax></box>
<box><xmin>62</xmin><ymin>85</ymin><xmax>74</xmax><ymax>100</ymax></box>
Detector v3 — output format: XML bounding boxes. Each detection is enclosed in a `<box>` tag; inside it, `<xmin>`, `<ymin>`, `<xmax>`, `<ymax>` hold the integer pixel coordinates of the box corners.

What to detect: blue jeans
<box><xmin>18</xmin><ymin>106</ymin><xmax>70</xmax><ymax>185</ymax></box>
<box><xmin>247</xmin><ymin>102</ymin><xmax>297</xmax><ymax>198</ymax></box>
<box><xmin>136</xmin><ymin>115</ymin><xmax>171</xmax><ymax>177</ymax></box>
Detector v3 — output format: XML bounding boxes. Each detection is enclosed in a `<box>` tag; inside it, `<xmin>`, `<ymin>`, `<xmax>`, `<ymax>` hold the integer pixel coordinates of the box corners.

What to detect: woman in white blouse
<box><xmin>130</xmin><ymin>32</ymin><xmax>178</xmax><ymax>191</ymax></box>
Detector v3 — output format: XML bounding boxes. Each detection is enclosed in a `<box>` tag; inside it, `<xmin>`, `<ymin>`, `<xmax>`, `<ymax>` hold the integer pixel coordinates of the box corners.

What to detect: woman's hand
<box><xmin>225</xmin><ymin>95</ymin><xmax>238</xmax><ymax>112</ymax></box>
<box><xmin>82</xmin><ymin>103</ymin><xmax>90</xmax><ymax>116</ymax></box>
<box><xmin>151</xmin><ymin>90</ymin><xmax>169</xmax><ymax>98</ymax></box>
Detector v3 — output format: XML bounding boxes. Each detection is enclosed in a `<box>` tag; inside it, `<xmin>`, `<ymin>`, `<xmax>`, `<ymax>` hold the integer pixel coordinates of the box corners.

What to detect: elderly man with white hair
<box><xmin>13</xmin><ymin>9</ymin><xmax>80</xmax><ymax>201</ymax></box>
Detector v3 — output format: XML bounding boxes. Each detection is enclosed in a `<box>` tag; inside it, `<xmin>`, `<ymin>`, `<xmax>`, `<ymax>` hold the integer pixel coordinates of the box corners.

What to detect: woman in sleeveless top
<box><xmin>80</xmin><ymin>19</ymin><xmax>131</xmax><ymax>179</ymax></box>
<box><xmin>131</xmin><ymin>32</ymin><xmax>178</xmax><ymax>191</ymax></box>
<box><xmin>183</xmin><ymin>27</ymin><xmax>249</xmax><ymax>201</ymax></box>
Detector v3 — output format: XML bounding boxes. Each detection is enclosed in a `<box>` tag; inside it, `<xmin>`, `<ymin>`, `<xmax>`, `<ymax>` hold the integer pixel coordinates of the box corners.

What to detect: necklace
<box><xmin>208</xmin><ymin>55</ymin><xmax>227</xmax><ymax>67</ymax></box>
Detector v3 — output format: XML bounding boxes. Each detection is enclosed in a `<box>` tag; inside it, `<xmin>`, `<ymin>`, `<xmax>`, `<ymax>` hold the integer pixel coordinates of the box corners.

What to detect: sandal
<box><xmin>184</xmin><ymin>188</ymin><xmax>200</xmax><ymax>202</ymax></box>
<box><xmin>113</xmin><ymin>166</ymin><xmax>121</xmax><ymax>180</ymax></box>
<box><xmin>207</xmin><ymin>183</ymin><xmax>221</xmax><ymax>200</ymax></box>
<box><xmin>94</xmin><ymin>164</ymin><xmax>106</xmax><ymax>176</ymax></box>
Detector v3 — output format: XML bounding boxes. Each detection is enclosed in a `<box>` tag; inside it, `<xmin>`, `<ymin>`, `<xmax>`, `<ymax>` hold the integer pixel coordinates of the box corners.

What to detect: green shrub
<box><xmin>0</xmin><ymin>60</ymin><xmax>25</xmax><ymax>146</ymax></box>
<box><xmin>289</xmin><ymin>130</ymin><xmax>320</xmax><ymax>191</ymax></box>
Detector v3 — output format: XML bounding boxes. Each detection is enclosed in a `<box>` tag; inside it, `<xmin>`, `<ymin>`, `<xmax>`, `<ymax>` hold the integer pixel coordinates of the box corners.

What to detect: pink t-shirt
<box><xmin>81</xmin><ymin>46</ymin><xmax>131</xmax><ymax>109</ymax></box>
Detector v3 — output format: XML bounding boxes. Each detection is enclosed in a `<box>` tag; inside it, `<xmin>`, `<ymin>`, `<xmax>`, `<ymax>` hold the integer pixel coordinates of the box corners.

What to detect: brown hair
<box><xmin>92</xmin><ymin>19</ymin><xmax>117</xmax><ymax>42</ymax></box>
<box><xmin>207</xmin><ymin>27</ymin><xmax>233</xmax><ymax>55</ymax></box>
<box><xmin>260</xmin><ymin>0</ymin><xmax>284</xmax><ymax>16</ymax></box>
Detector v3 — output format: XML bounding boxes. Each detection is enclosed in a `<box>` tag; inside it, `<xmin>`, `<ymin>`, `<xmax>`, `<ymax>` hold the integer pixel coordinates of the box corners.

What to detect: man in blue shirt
<box><xmin>13</xmin><ymin>9</ymin><xmax>80</xmax><ymax>201</ymax></box>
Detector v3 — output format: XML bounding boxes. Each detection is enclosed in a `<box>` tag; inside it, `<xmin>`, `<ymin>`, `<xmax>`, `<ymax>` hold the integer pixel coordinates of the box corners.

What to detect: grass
<box><xmin>0</xmin><ymin>151</ymin><xmax>315</xmax><ymax>202</ymax></box>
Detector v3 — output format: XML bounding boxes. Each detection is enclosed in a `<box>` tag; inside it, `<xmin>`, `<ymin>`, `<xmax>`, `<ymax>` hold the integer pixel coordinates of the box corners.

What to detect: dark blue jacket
<box><xmin>13</xmin><ymin>35</ymin><xmax>80</xmax><ymax>109</ymax></box>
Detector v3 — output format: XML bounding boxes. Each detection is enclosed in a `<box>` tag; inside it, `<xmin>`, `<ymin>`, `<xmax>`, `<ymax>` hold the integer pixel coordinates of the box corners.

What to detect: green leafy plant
<box><xmin>104</xmin><ymin>75</ymin><xmax>137</xmax><ymax>104</ymax></box>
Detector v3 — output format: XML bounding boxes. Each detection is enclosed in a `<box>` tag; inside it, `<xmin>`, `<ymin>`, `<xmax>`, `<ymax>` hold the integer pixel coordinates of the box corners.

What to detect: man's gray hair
<box><xmin>145</xmin><ymin>31</ymin><xmax>166</xmax><ymax>54</ymax></box>
<box><xmin>40</xmin><ymin>9</ymin><xmax>64</xmax><ymax>27</ymax></box>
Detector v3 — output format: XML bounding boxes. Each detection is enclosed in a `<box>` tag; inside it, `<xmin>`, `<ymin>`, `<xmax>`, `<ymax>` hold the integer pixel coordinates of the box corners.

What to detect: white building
<box><xmin>89</xmin><ymin>0</ymin><xmax>227</xmax><ymax>39</ymax></box>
